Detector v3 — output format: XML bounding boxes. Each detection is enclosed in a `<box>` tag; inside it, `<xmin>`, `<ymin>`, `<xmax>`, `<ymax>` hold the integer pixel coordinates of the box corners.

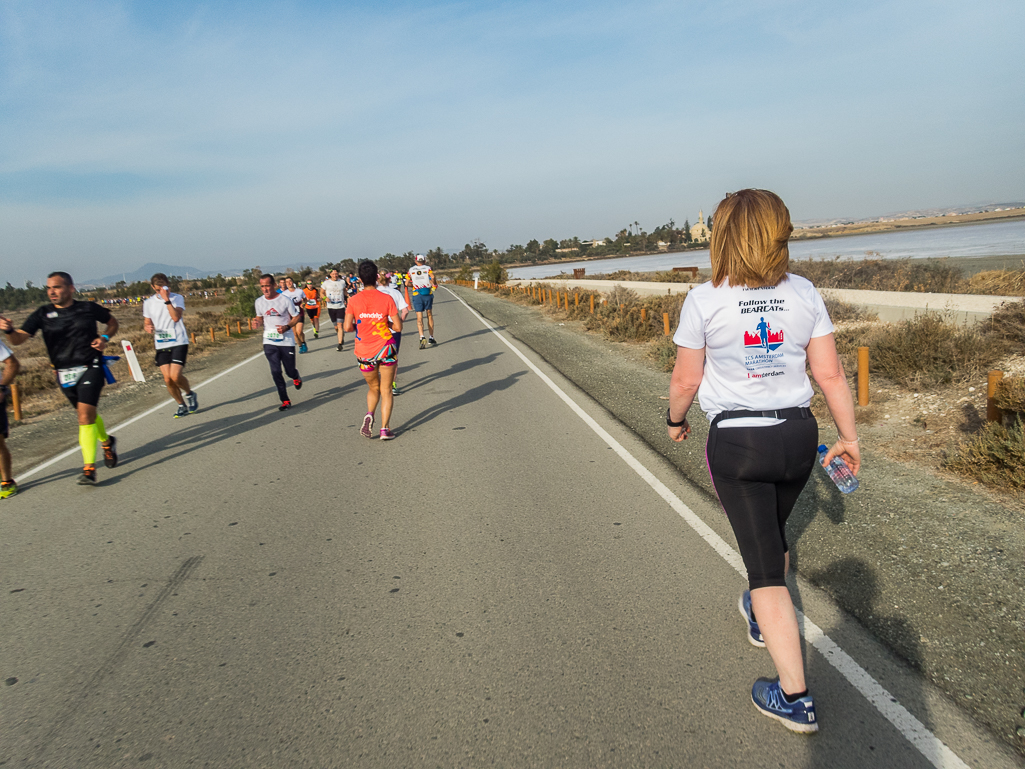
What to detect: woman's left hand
<box><xmin>668</xmin><ymin>419</ymin><xmax>691</xmax><ymax>442</ymax></box>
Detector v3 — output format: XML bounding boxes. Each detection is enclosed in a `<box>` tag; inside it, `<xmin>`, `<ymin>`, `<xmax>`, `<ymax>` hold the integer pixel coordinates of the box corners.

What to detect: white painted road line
<box><xmin>18</xmin><ymin>351</ymin><xmax>265</xmax><ymax>482</ymax></box>
<box><xmin>446</xmin><ymin>286</ymin><xmax>971</xmax><ymax>769</ymax></box>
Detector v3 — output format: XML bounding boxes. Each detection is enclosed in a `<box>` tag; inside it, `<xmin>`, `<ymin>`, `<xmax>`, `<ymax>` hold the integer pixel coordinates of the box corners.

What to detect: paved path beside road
<box><xmin>1</xmin><ymin>289</ymin><xmax>1017</xmax><ymax>768</ymax></box>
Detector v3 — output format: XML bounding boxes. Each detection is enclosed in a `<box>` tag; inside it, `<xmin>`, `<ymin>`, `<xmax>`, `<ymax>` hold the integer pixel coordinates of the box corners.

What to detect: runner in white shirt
<box><xmin>142</xmin><ymin>272</ymin><xmax>197</xmax><ymax>418</ymax></box>
<box><xmin>255</xmin><ymin>274</ymin><xmax>303</xmax><ymax>411</ymax></box>
<box><xmin>378</xmin><ymin>281</ymin><xmax>410</xmax><ymax>396</ymax></box>
<box><xmin>321</xmin><ymin>269</ymin><xmax>349</xmax><ymax>352</ymax></box>
<box><xmin>406</xmin><ymin>255</ymin><xmax>438</xmax><ymax>347</ymax></box>
<box><xmin>279</xmin><ymin>277</ymin><xmax>308</xmax><ymax>353</ymax></box>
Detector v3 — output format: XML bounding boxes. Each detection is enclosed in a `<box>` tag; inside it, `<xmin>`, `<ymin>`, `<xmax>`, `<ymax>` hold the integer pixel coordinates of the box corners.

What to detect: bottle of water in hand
<box><xmin>818</xmin><ymin>444</ymin><xmax>859</xmax><ymax>494</ymax></box>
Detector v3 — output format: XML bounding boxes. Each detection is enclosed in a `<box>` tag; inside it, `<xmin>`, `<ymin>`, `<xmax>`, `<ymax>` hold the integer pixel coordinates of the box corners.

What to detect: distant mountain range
<box><xmin>80</xmin><ymin>261</ymin><xmax>320</xmax><ymax>288</ymax></box>
<box><xmin>794</xmin><ymin>201</ymin><xmax>1025</xmax><ymax>228</ymax></box>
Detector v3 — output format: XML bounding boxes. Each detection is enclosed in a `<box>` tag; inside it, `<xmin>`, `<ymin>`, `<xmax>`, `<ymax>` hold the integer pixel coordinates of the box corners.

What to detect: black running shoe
<box><xmin>78</xmin><ymin>466</ymin><xmax>97</xmax><ymax>485</ymax></box>
<box><xmin>279</xmin><ymin>400</ymin><xmax>292</xmax><ymax>411</ymax></box>
<box><xmin>293</xmin><ymin>377</ymin><xmax>302</xmax><ymax>390</ymax></box>
<box><xmin>428</xmin><ymin>337</ymin><xmax>437</xmax><ymax>346</ymax></box>
<box><xmin>185</xmin><ymin>391</ymin><xmax>198</xmax><ymax>412</ymax></box>
<box><xmin>336</xmin><ymin>343</ymin><xmax>343</xmax><ymax>352</ymax></box>
<box><xmin>102</xmin><ymin>436</ymin><xmax>118</xmax><ymax>468</ymax></box>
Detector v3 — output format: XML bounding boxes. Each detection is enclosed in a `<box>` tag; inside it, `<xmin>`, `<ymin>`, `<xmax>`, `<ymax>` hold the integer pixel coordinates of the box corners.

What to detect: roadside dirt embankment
<box><xmin>451</xmin><ymin>284</ymin><xmax>1025</xmax><ymax>756</ymax></box>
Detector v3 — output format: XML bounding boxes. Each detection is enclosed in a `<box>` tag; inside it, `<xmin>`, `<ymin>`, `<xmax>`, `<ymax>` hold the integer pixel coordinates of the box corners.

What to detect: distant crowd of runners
<box><xmin>0</xmin><ymin>255</ymin><xmax>438</xmax><ymax>492</ymax></box>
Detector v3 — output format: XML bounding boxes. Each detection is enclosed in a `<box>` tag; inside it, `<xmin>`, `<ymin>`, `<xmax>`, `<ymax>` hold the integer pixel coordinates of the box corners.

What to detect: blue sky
<box><xmin>1</xmin><ymin>0</ymin><xmax>1023</xmax><ymax>285</ymax></box>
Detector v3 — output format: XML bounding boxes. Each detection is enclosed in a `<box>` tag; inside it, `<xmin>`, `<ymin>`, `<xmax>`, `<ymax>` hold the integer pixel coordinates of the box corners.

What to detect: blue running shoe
<box><xmin>185</xmin><ymin>391</ymin><xmax>198</xmax><ymax>413</ymax></box>
<box><xmin>751</xmin><ymin>678</ymin><xmax>818</xmax><ymax>733</ymax></box>
<box><xmin>739</xmin><ymin>590</ymin><xmax>765</xmax><ymax>647</ymax></box>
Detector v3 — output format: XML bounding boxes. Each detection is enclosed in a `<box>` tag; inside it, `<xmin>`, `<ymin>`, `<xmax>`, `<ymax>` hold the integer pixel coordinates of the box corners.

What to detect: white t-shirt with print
<box><xmin>378</xmin><ymin>286</ymin><xmax>409</xmax><ymax>314</ymax></box>
<box><xmin>0</xmin><ymin>339</ymin><xmax>12</xmax><ymax>363</ymax></box>
<box><xmin>142</xmin><ymin>293</ymin><xmax>189</xmax><ymax>349</ymax></box>
<box><xmin>280</xmin><ymin>288</ymin><xmax>305</xmax><ymax>312</ymax></box>
<box><xmin>255</xmin><ymin>294</ymin><xmax>300</xmax><ymax>347</ymax></box>
<box><xmin>321</xmin><ymin>279</ymin><xmax>347</xmax><ymax>309</ymax></box>
<box><xmin>673</xmin><ymin>274</ymin><xmax>834</xmax><ymax>424</ymax></box>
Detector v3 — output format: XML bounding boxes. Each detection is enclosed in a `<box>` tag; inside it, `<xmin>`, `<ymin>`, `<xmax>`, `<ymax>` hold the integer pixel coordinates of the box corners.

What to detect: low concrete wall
<box><xmin>508</xmin><ymin>278</ymin><xmax>1019</xmax><ymax>323</ymax></box>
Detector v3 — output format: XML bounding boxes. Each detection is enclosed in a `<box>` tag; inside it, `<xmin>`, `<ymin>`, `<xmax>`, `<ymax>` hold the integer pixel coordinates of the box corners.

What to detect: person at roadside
<box><xmin>0</xmin><ymin>271</ymin><xmax>121</xmax><ymax>486</ymax></box>
<box><xmin>344</xmin><ymin>260</ymin><xmax>401</xmax><ymax>440</ymax></box>
<box><xmin>377</xmin><ymin>278</ymin><xmax>410</xmax><ymax>396</ymax></box>
<box><xmin>255</xmin><ymin>275</ymin><xmax>303</xmax><ymax>411</ymax></box>
<box><xmin>302</xmin><ymin>278</ymin><xmax>321</xmax><ymax>341</ymax></box>
<box><xmin>142</xmin><ymin>273</ymin><xmax>197</xmax><ymax>418</ymax></box>
<box><xmin>666</xmin><ymin>189</ymin><xmax>860</xmax><ymax>734</ymax></box>
<box><xmin>280</xmin><ymin>277</ymin><xmax>307</xmax><ymax>353</ymax></box>
<box><xmin>0</xmin><ymin>340</ymin><xmax>20</xmax><ymax>498</ymax></box>
<box><xmin>321</xmin><ymin>269</ymin><xmax>349</xmax><ymax>351</ymax></box>
<box><xmin>406</xmin><ymin>254</ymin><xmax>437</xmax><ymax>348</ymax></box>
<box><xmin>345</xmin><ymin>272</ymin><xmax>359</xmax><ymax>299</ymax></box>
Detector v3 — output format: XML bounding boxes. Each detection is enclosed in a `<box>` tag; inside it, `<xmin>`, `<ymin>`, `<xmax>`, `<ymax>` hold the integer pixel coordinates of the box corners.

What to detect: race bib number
<box><xmin>57</xmin><ymin>366</ymin><xmax>89</xmax><ymax>389</ymax></box>
<box><xmin>264</xmin><ymin>329</ymin><xmax>284</xmax><ymax>342</ymax></box>
<box><xmin>155</xmin><ymin>330</ymin><xmax>174</xmax><ymax>343</ymax></box>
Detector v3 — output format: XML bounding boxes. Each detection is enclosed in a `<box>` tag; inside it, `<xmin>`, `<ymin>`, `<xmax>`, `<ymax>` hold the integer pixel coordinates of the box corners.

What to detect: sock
<box><xmin>95</xmin><ymin>414</ymin><xmax>109</xmax><ymax>443</ymax></box>
<box><xmin>782</xmin><ymin>688</ymin><xmax>808</xmax><ymax>703</ymax></box>
<box><xmin>79</xmin><ymin>424</ymin><xmax>98</xmax><ymax>466</ymax></box>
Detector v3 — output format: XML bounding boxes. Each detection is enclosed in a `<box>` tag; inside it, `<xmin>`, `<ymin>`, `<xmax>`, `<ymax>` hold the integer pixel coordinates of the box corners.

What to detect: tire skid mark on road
<box><xmin>445</xmin><ymin>287</ymin><xmax>972</xmax><ymax>769</ymax></box>
<box><xmin>34</xmin><ymin>556</ymin><xmax>205</xmax><ymax>758</ymax></box>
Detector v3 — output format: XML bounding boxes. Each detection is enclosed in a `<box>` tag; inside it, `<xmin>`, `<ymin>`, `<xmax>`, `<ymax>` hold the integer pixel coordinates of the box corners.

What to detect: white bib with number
<box><xmin>263</xmin><ymin>329</ymin><xmax>284</xmax><ymax>342</ymax></box>
<box><xmin>57</xmin><ymin>366</ymin><xmax>89</xmax><ymax>388</ymax></box>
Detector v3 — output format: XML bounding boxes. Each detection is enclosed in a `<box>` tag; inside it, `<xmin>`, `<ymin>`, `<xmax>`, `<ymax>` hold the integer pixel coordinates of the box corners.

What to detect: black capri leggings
<box><xmin>706</xmin><ymin>416</ymin><xmax>818</xmax><ymax>590</ymax></box>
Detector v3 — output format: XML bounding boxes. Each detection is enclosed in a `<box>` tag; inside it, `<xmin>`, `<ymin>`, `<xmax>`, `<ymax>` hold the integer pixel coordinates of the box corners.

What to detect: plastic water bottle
<box><xmin>818</xmin><ymin>444</ymin><xmax>859</xmax><ymax>494</ymax></box>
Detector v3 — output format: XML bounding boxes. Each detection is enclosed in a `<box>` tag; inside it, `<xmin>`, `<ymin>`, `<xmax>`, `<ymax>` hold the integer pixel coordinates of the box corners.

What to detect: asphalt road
<box><xmin>1</xmin><ymin>289</ymin><xmax>1018</xmax><ymax>768</ymax></box>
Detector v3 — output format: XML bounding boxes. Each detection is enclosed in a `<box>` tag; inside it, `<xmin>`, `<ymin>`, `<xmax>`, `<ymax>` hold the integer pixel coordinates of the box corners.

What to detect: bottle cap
<box><xmin>817</xmin><ymin>444</ymin><xmax>828</xmax><ymax>452</ymax></box>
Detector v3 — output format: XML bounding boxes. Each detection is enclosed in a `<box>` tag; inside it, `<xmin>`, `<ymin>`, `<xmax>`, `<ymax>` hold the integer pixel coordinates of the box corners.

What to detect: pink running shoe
<box><xmin>379</xmin><ymin>428</ymin><xmax>394</xmax><ymax>441</ymax></box>
<box><xmin>360</xmin><ymin>413</ymin><xmax>374</xmax><ymax>438</ymax></box>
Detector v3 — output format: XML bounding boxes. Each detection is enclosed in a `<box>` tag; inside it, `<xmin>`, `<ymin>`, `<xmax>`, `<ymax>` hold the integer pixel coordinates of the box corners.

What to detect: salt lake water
<box><xmin>507</xmin><ymin>219</ymin><xmax>1025</xmax><ymax>280</ymax></box>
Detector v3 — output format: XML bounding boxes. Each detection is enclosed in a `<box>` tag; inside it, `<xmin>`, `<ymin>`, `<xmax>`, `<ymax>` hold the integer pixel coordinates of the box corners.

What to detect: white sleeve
<box><xmin>285</xmin><ymin>300</ymin><xmax>299</xmax><ymax>318</ymax></box>
<box><xmin>0</xmin><ymin>341</ymin><xmax>11</xmax><ymax>363</ymax></box>
<box><xmin>173</xmin><ymin>295</ymin><xmax>186</xmax><ymax>310</ymax></box>
<box><xmin>672</xmin><ymin>292</ymin><xmax>706</xmax><ymax>349</ymax></box>
<box><xmin>809</xmin><ymin>287</ymin><xmax>835</xmax><ymax>338</ymax></box>
<box><xmin>142</xmin><ymin>298</ymin><xmax>152</xmax><ymax>320</ymax></box>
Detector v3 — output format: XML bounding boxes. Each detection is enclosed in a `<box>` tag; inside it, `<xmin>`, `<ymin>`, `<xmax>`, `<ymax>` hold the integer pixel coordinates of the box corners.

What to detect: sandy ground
<box><xmin>793</xmin><ymin>208</ymin><xmax>1025</xmax><ymax>239</ymax></box>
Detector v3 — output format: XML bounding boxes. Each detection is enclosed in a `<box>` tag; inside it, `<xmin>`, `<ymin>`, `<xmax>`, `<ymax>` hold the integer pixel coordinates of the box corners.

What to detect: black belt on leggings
<box><xmin>711</xmin><ymin>407</ymin><xmax>812</xmax><ymax>427</ymax></box>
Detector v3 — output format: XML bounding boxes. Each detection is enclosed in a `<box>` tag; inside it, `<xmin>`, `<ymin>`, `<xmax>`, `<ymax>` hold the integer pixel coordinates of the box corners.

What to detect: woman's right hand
<box><xmin>667</xmin><ymin>419</ymin><xmax>691</xmax><ymax>442</ymax></box>
<box><xmin>822</xmin><ymin>440</ymin><xmax>861</xmax><ymax>475</ymax></box>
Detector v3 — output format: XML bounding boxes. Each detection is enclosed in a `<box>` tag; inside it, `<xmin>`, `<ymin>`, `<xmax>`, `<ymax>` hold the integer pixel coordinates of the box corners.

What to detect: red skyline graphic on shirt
<box><xmin>744</xmin><ymin>329</ymin><xmax>784</xmax><ymax>346</ymax></box>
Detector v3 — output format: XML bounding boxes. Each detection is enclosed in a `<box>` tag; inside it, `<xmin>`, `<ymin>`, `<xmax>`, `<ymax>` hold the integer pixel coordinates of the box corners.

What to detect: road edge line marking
<box><xmin>446</xmin><ymin>287</ymin><xmax>970</xmax><ymax>769</ymax></box>
<box><xmin>18</xmin><ymin>351</ymin><xmax>265</xmax><ymax>482</ymax></box>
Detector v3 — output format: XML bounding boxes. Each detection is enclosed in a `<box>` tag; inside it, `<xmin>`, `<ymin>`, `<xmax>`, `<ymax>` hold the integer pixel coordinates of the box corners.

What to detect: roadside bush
<box><xmin>966</xmin><ymin>268</ymin><xmax>1025</xmax><ymax>297</ymax></box>
<box><xmin>646</xmin><ymin>336</ymin><xmax>678</xmax><ymax>371</ymax></box>
<box><xmin>456</xmin><ymin>265</ymin><xmax>474</xmax><ymax>282</ymax></box>
<box><xmin>994</xmin><ymin>376</ymin><xmax>1025</xmax><ymax>417</ymax></box>
<box><xmin>225</xmin><ymin>285</ymin><xmax>261</xmax><ymax>317</ymax></box>
<box><xmin>479</xmin><ymin>261</ymin><xmax>508</xmax><ymax>285</ymax></box>
<box><xmin>835</xmin><ymin>313</ymin><xmax>1006</xmax><ymax>389</ymax></box>
<box><xmin>823</xmin><ymin>296</ymin><xmax>878</xmax><ymax>323</ymax></box>
<box><xmin>945</xmin><ymin>417</ymin><xmax>1025</xmax><ymax>491</ymax></box>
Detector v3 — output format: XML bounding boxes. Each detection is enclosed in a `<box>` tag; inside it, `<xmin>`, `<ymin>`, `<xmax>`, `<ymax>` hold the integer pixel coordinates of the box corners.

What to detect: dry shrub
<box><xmin>994</xmin><ymin>376</ymin><xmax>1025</xmax><ymax>416</ymax></box>
<box><xmin>823</xmin><ymin>296</ymin><xmax>878</xmax><ymax>323</ymax></box>
<box><xmin>646</xmin><ymin>336</ymin><xmax>678</xmax><ymax>371</ymax></box>
<box><xmin>835</xmin><ymin>313</ymin><xmax>1005</xmax><ymax>389</ymax></box>
<box><xmin>966</xmin><ymin>268</ymin><xmax>1025</xmax><ymax>297</ymax></box>
<box><xmin>790</xmin><ymin>257</ymin><xmax>966</xmax><ymax>294</ymax></box>
<box><xmin>945</xmin><ymin>417</ymin><xmax>1025</xmax><ymax>491</ymax></box>
<box><xmin>982</xmin><ymin>300</ymin><xmax>1025</xmax><ymax>355</ymax></box>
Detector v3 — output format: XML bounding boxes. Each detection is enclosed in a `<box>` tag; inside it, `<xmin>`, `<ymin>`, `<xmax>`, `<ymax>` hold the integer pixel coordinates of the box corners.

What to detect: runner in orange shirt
<box><xmin>344</xmin><ymin>261</ymin><xmax>402</xmax><ymax>440</ymax></box>
<box><xmin>302</xmin><ymin>279</ymin><xmax>321</xmax><ymax>340</ymax></box>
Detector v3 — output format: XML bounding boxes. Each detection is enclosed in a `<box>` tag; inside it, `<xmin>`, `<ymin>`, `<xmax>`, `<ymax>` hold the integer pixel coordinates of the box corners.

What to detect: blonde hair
<box><xmin>709</xmin><ymin>189</ymin><xmax>793</xmax><ymax>288</ymax></box>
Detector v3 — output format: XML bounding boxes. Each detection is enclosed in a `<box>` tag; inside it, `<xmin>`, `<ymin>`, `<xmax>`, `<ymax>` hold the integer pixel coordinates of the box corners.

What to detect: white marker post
<box><xmin>121</xmin><ymin>340</ymin><xmax>146</xmax><ymax>382</ymax></box>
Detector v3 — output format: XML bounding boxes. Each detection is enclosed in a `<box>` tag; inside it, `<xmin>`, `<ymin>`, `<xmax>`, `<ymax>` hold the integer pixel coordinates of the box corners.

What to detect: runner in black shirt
<box><xmin>0</xmin><ymin>272</ymin><xmax>120</xmax><ymax>485</ymax></box>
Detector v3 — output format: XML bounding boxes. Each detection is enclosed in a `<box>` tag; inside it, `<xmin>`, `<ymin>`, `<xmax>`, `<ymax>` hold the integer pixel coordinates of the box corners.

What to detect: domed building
<box><xmin>690</xmin><ymin>209</ymin><xmax>711</xmax><ymax>242</ymax></box>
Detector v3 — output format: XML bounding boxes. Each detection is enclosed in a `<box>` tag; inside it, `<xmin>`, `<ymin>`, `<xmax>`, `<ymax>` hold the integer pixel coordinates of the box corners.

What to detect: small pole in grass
<box><xmin>663</xmin><ymin>313</ymin><xmax>670</xmax><ymax>336</ymax></box>
<box><xmin>10</xmin><ymin>382</ymin><xmax>21</xmax><ymax>421</ymax></box>
<box><xmin>987</xmin><ymin>370</ymin><xmax>1004</xmax><ymax>423</ymax></box>
<box><xmin>590</xmin><ymin>295</ymin><xmax>595</xmax><ymax>314</ymax></box>
<box><xmin>575</xmin><ymin>292</ymin><xmax>579</xmax><ymax>308</ymax></box>
<box><xmin>209</xmin><ymin>327</ymin><xmax>215</xmax><ymax>342</ymax></box>
<box><xmin>236</xmin><ymin>320</ymin><xmax>242</xmax><ymax>334</ymax></box>
<box><xmin>641</xmin><ymin>308</ymin><xmax>647</xmax><ymax>323</ymax></box>
<box><xmin>225</xmin><ymin>321</ymin><xmax>230</xmax><ymax>337</ymax></box>
<box><xmin>858</xmin><ymin>347</ymin><xmax>870</xmax><ymax>406</ymax></box>
<box><xmin>190</xmin><ymin>331</ymin><xmax>196</xmax><ymax>344</ymax></box>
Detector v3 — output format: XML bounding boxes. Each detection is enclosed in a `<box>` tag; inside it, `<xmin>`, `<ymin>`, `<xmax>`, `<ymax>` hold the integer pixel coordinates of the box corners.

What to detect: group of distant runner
<box><xmin>0</xmin><ymin>256</ymin><xmax>439</xmax><ymax>494</ymax></box>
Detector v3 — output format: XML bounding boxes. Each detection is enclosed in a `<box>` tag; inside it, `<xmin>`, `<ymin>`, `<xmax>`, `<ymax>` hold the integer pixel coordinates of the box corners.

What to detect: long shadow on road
<box><xmin>400</xmin><ymin>370</ymin><xmax>525</xmax><ymax>432</ymax></box>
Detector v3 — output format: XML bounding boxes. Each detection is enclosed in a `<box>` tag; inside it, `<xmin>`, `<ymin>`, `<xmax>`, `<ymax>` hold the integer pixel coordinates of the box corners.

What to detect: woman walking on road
<box><xmin>666</xmin><ymin>189</ymin><xmax>860</xmax><ymax>733</ymax></box>
<box><xmin>344</xmin><ymin>261</ymin><xmax>402</xmax><ymax>440</ymax></box>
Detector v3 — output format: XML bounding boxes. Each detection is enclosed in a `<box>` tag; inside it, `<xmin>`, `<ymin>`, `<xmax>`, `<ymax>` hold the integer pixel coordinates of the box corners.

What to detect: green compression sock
<box><xmin>95</xmin><ymin>414</ymin><xmax>108</xmax><ymax>443</ymax></box>
<box><xmin>79</xmin><ymin>424</ymin><xmax>98</xmax><ymax>466</ymax></box>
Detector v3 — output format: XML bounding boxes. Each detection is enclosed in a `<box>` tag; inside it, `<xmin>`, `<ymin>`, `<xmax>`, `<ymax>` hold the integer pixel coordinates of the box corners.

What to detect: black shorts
<box><xmin>155</xmin><ymin>345</ymin><xmax>189</xmax><ymax>368</ymax></box>
<box><xmin>328</xmin><ymin>308</ymin><xmax>346</xmax><ymax>325</ymax></box>
<box><xmin>59</xmin><ymin>364</ymin><xmax>105</xmax><ymax>408</ymax></box>
<box><xmin>0</xmin><ymin>386</ymin><xmax>8</xmax><ymax>438</ymax></box>
<box><xmin>305</xmin><ymin>307</ymin><xmax>320</xmax><ymax>320</ymax></box>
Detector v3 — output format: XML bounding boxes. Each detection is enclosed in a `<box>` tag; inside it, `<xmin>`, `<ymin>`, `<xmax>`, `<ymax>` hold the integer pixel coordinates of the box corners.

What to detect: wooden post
<box><xmin>225</xmin><ymin>321</ymin><xmax>230</xmax><ymax>337</ymax></box>
<box><xmin>590</xmin><ymin>294</ymin><xmax>595</xmax><ymax>314</ymax></box>
<box><xmin>641</xmin><ymin>308</ymin><xmax>647</xmax><ymax>323</ymax></box>
<box><xmin>190</xmin><ymin>331</ymin><xmax>196</xmax><ymax>344</ymax></box>
<box><xmin>209</xmin><ymin>327</ymin><xmax>215</xmax><ymax>342</ymax></box>
<box><xmin>236</xmin><ymin>320</ymin><xmax>242</xmax><ymax>334</ymax></box>
<box><xmin>575</xmin><ymin>292</ymin><xmax>579</xmax><ymax>308</ymax></box>
<box><xmin>987</xmin><ymin>370</ymin><xmax>1004</xmax><ymax>423</ymax></box>
<box><xmin>858</xmin><ymin>347</ymin><xmax>870</xmax><ymax>406</ymax></box>
<box><xmin>663</xmin><ymin>313</ymin><xmax>670</xmax><ymax>336</ymax></box>
<box><xmin>10</xmin><ymin>382</ymin><xmax>21</xmax><ymax>422</ymax></box>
